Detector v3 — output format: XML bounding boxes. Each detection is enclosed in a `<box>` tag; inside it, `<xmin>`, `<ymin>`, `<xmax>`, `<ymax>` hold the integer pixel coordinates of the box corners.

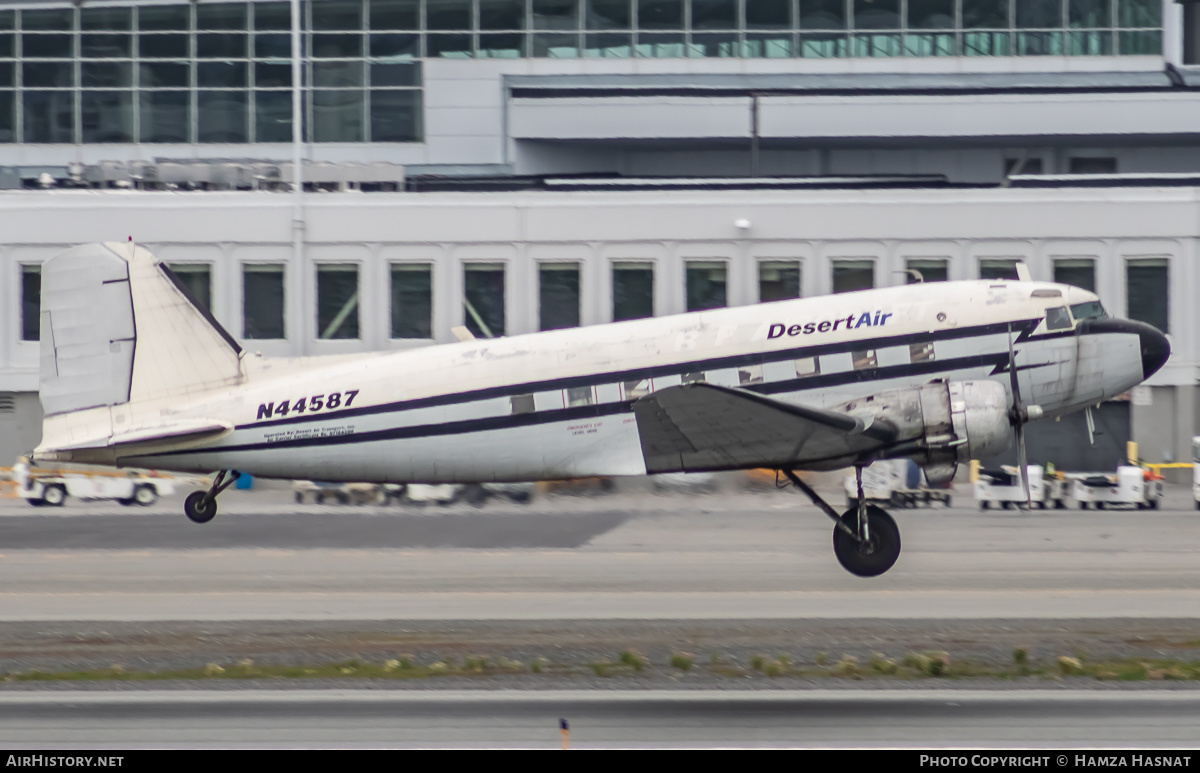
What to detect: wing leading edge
<box><xmin>633</xmin><ymin>383</ymin><xmax>898</xmax><ymax>474</ymax></box>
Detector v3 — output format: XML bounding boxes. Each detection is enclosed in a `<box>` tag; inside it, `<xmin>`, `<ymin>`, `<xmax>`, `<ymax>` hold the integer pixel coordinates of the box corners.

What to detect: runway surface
<box><xmin>1</xmin><ymin>690</ymin><xmax>1198</xmax><ymax>749</ymax></box>
<box><xmin>1</xmin><ymin>485</ymin><xmax>1198</xmax><ymax>749</ymax></box>
<box><xmin>1</xmin><ymin>487</ymin><xmax>1198</xmax><ymax>621</ymax></box>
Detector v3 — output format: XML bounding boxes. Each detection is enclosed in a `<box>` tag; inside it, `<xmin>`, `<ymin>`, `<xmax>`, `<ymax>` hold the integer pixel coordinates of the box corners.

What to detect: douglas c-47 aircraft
<box><xmin>31</xmin><ymin>243</ymin><xmax>1170</xmax><ymax>577</ymax></box>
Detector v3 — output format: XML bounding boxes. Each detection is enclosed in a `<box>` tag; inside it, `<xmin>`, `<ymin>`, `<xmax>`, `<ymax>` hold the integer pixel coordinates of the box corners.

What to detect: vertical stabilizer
<box><xmin>39</xmin><ymin>243</ymin><xmax>135</xmax><ymax>416</ymax></box>
<box><xmin>39</xmin><ymin>242</ymin><xmax>244</xmax><ymax>420</ymax></box>
<box><xmin>123</xmin><ymin>242</ymin><xmax>243</xmax><ymax>402</ymax></box>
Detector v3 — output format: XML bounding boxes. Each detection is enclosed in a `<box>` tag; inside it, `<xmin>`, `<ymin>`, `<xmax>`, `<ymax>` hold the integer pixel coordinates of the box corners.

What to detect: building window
<box><xmin>905</xmin><ymin>258</ymin><xmax>948</xmax><ymax>283</ymax></box>
<box><xmin>1126</xmin><ymin>258</ymin><xmax>1168</xmax><ymax>333</ymax></box>
<box><xmin>464</xmin><ymin>262</ymin><xmax>505</xmax><ymax>338</ymax></box>
<box><xmin>243</xmin><ymin>264</ymin><xmax>286</xmax><ymax>339</ymax></box>
<box><xmin>1004</xmin><ymin>157</ymin><xmax>1044</xmax><ymax>176</ymax></box>
<box><xmin>167</xmin><ymin>263</ymin><xmax>212</xmax><ymax>312</ymax></box>
<box><xmin>685</xmin><ymin>260</ymin><xmax>727</xmax><ymax>311</ymax></box>
<box><xmin>832</xmin><ymin>259</ymin><xmax>873</xmax><ymax>293</ymax></box>
<box><xmin>1053</xmin><ymin>258</ymin><xmax>1096</xmax><ymax>292</ymax></box>
<box><xmin>1069</xmin><ymin>157</ymin><xmax>1117</xmax><ymax>174</ymax></box>
<box><xmin>758</xmin><ymin>260</ymin><xmax>800</xmax><ymax>302</ymax></box>
<box><xmin>980</xmin><ymin>258</ymin><xmax>1020</xmax><ymax>280</ymax></box>
<box><xmin>613</xmin><ymin>261</ymin><xmax>654</xmax><ymax>321</ymax></box>
<box><xmin>539</xmin><ymin>262</ymin><xmax>580</xmax><ymax>331</ymax></box>
<box><xmin>390</xmin><ymin>263</ymin><xmax>432</xmax><ymax>339</ymax></box>
<box><xmin>0</xmin><ymin>3</ymin><xmax>426</xmax><ymax>145</ymax></box>
<box><xmin>20</xmin><ymin>264</ymin><xmax>39</xmax><ymax>341</ymax></box>
<box><xmin>316</xmin><ymin>264</ymin><xmax>360</xmax><ymax>340</ymax></box>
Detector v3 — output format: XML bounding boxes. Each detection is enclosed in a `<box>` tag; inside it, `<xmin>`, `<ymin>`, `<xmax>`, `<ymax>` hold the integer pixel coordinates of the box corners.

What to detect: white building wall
<box><xmin>2</xmin><ymin>185</ymin><xmax>1196</xmax><ymax>463</ymax></box>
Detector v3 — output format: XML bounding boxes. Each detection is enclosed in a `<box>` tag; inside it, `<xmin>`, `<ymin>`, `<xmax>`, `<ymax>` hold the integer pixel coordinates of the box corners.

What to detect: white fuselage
<box><xmin>108</xmin><ymin>279</ymin><xmax>1145</xmax><ymax>483</ymax></box>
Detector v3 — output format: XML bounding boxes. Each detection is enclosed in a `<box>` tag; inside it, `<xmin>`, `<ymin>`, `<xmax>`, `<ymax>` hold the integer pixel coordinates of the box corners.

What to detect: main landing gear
<box><xmin>183</xmin><ymin>470</ymin><xmax>240</xmax><ymax>524</ymax></box>
<box><xmin>782</xmin><ymin>467</ymin><xmax>902</xmax><ymax>578</ymax></box>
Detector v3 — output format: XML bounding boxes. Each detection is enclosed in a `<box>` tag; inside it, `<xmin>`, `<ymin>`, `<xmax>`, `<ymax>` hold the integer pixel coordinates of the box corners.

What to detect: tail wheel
<box><xmin>833</xmin><ymin>505</ymin><xmax>901</xmax><ymax>578</ymax></box>
<box><xmin>42</xmin><ymin>485</ymin><xmax>66</xmax><ymax>507</ymax></box>
<box><xmin>184</xmin><ymin>491</ymin><xmax>217</xmax><ymax>524</ymax></box>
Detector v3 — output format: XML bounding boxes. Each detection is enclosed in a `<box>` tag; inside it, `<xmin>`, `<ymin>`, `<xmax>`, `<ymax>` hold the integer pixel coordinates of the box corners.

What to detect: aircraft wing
<box><xmin>633</xmin><ymin>383</ymin><xmax>898</xmax><ymax>474</ymax></box>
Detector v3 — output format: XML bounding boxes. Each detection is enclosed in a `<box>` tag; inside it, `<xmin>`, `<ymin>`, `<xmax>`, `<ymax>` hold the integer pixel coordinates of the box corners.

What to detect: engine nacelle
<box><xmin>833</xmin><ymin>379</ymin><xmax>1012</xmax><ymax>483</ymax></box>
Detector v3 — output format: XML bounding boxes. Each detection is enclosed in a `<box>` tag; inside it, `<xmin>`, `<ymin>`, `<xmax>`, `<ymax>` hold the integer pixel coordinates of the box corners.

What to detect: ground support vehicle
<box><xmin>845</xmin><ymin>460</ymin><xmax>953</xmax><ymax>509</ymax></box>
<box><xmin>292</xmin><ymin>481</ymin><xmax>380</xmax><ymax>504</ymax></box>
<box><xmin>1067</xmin><ymin>466</ymin><xmax>1162</xmax><ymax>510</ymax></box>
<box><xmin>405</xmin><ymin>483</ymin><xmax>536</xmax><ymax>506</ymax></box>
<box><xmin>973</xmin><ymin>465</ymin><xmax>1060</xmax><ymax>509</ymax></box>
<box><xmin>1193</xmin><ymin>437</ymin><xmax>1200</xmax><ymax>510</ymax></box>
<box><xmin>18</xmin><ymin>472</ymin><xmax>174</xmax><ymax>507</ymax></box>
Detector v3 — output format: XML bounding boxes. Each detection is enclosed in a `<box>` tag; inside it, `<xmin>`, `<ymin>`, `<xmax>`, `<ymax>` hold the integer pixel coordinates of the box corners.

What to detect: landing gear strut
<box><xmin>782</xmin><ymin>467</ymin><xmax>902</xmax><ymax>578</ymax></box>
<box><xmin>184</xmin><ymin>470</ymin><xmax>240</xmax><ymax>524</ymax></box>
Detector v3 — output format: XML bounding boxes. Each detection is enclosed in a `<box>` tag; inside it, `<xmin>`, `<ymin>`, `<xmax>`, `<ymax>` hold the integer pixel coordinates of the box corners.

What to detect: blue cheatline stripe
<box><xmin>243</xmin><ymin>317</ymin><xmax>1047</xmax><ymax>432</ymax></box>
<box><xmin>143</xmin><ymin>348</ymin><xmax>1050</xmax><ymax>459</ymax></box>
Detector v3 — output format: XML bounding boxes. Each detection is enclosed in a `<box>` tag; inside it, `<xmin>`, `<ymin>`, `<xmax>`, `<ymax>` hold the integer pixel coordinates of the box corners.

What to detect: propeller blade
<box><xmin>1016</xmin><ymin>421</ymin><xmax>1032</xmax><ymax>510</ymax></box>
<box><xmin>1085</xmin><ymin>405</ymin><xmax>1096</xmax><ymax>445</ymax></box>
<box><xmin>1008</xmin><ymin>323</ymin><xmax>1033</xmax><ymax>511</ymax></box>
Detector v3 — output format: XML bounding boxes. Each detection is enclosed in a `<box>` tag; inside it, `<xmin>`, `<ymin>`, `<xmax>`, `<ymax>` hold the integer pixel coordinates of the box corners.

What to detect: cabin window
<box><xmin>166</xmin><ymin>263</ymin><xmax>212</xmax><ymax>311</ymax></box>
<box><xmin>686</xmin><ymin>260</ymin><xmax>727</xmax><ymax>312</ymax></box>
<box><xmin>1053</xmin><ymin>258</ymin><xmax>1096</xmax><ymax>292</ymax></box>
<box><xmin>852</xmin><ymin>349</ymin><xmax>878</xmax><ymax>370</ymax></box>
<box><xmin>539</xmin><ymin>262</ymin><xmax>580</xmax><ymax>331</ymax></box>
<box><xmin>979</xmin><ymin>258</ymin><xmax>1020</xmax><ymax>280</ymax></box>
<box><xmin>510</xmin><ymin>394</ymin><xmax>535</xmax><ymax>414</ymax></box>
<box><xmin>795</xmin><ymin>356</ymin><xmax>819</xmax><ymax>378</ymax></box>
<box><xmin>1045</xmin><ymin>306</ymin><xmax>1073</xmax><ymax>331</ymax></box>
<box><xmin>624</xmin><ymin>378</ymin><xmax>651</xmax><ymax>399</ymax></box>
<box><xmin>20</xmin><ymin>264</ymin><xmax>39</xmax><ymax>341</ymax></box>
<box><xmin>316</xmin><ymin>264</ymin><xmax>360</xmax><ymax>340</ymax></box>
<box><xmin>910</xmin><ymin>341</ymin><xmax>935</xmax><ymax>363</ymax></box>
<box><xmin>1126</xmin><ymin>258</ymin><xmax>1169</xmax><ymax>333</ymax></box>
<box><xmin>390</xmin><ymin>263</ymin><xmax>432</xmax><ymax>339</ymax></box>
<box><xmin>738</xmin><ymin>364</ymin><xmax>763</xmax><ymax>385</ymax></box>
<box><xmin>831</xmin><ymin>259</ymin><xmax>873</xmax><ymax>293</ymax></box>
<box><xmin>243</xmin><ymin>263</ymin><xmax>286</xmax><ymax>339</ymax></box>
<box><xmin>905</xmin><ymin>258</ymin><xmax>948</xmax><ymax>283</ymax></box>
<box><xmin>613</xmin><ymin>261</ymin><xmax>654</xmax><ymax>321</ymax></box>
<box><xmin>566</xmin><ymin>386</ymin><xmax>593</xmax><ymax>407</ymax></box>
<box><xmin>681</xmin><ymin>371</ymin><xmax>705</xmax><ymax>384</ymax></box>
<box><xmin>464</xmin><ymin>262</ymin><xmax>505</xmax><ymax>338</ymax></box>
<box><xmin>758</xmin><ymin>260</ymin><xmax>800</xmax><ymax>302</ymax></box>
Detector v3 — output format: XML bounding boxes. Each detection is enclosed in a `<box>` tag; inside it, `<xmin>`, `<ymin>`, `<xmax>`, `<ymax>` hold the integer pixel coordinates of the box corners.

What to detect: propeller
<box><xmin>1006</xmin><ymin>323</ymin><xmax>1043</xmax><ymax>510</ymax></box>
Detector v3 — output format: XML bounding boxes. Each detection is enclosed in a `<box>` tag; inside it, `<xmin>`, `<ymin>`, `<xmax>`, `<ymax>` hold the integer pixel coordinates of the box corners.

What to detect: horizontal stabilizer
<box><xmin>633</xmin><ymin>383</ymin><xmax>897</xmax><ymax>474</ymax></box>
<box><xmin>51</xmin><ymin>419</ymin><xmax>233</xmax><ymax>453</ymax></box>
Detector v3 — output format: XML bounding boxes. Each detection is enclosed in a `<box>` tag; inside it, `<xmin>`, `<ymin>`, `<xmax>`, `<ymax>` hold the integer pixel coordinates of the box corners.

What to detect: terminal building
<box><xmin>0</xmin><ymin>0</ymin><xmax>1198</xmax><ymax>477</ymax></box>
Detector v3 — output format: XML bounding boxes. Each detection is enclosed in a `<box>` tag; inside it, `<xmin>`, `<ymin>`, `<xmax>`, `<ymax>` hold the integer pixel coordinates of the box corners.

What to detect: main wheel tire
<box><xmin>134</xmin><ymin>485</ymin><xmax>157</xmax><ymax>506</ymax></box>
<box><xmin>42</xmin><ymin>485</ymin><xmax>66</xmax><ymax>507</ymax></box>
<box><xmin>184</xmin><ymin>491</ymin><xmax>217</xmax><ymax>524</ymax></box>
<box><xmin>832</xmin><ymin>505</ymin><xmax>901</xmax><ymax>578</ymax></box>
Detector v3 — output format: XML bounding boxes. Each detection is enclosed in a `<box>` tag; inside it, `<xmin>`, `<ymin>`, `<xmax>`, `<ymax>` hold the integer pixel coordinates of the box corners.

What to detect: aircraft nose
<box><xmin>1139</xmin><ymin>323</ymin><xmax>1170</xmax><ymax>378</ymax></box>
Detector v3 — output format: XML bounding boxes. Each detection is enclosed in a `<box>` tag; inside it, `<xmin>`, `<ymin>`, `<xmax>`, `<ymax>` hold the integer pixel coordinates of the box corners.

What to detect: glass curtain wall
<box><xmin>0</xmin><ymin>1</ymin><xmax>1165</xmax><ymax>141</ymax></box>
<box><xmin>0</xmin><ymin>1</ymin><xmax>424</xmax><ymax>143</ymax></box>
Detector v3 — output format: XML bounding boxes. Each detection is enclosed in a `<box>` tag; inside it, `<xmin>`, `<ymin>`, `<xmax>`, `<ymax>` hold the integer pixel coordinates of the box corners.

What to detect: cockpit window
<box><xmin>1045</xmin><ymin>306</ymin><xmax>1073</xmax><ymax>331</ymax></box>
<box><xmin>1069</xmin><ymin>301</ymin><xmax>1107</xmax><ymax>321</ymax></box>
